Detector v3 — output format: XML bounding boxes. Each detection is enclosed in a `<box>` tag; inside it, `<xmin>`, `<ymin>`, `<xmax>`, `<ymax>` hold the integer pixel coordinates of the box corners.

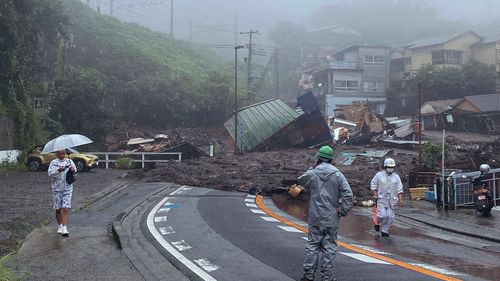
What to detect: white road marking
<box><xmin>277</xmin><ymin>226</ymin><xmax>304</xmax><ymax>233</ymax></box>
<box><xmin>244</xmin><ymin>198</ymin><xmax>255</xmax><ymax>203</ymax></box>
<box><xmin>302</xmin><ymin>237</ymin><xmax>308</xmax><ymax>240</ymax></box>
<box><xmin>246</xmin><ymin>194</ymin><xmax>256</xmax><ymax>199</ymax></box>
<box><xmin>154</xmin><ymin>216</ymin><xmax>167</xmax><ymax>222</ymax></box>
<box><xmin>245</xmin><ymin>203</ymin><xmax>258</xmax><ymax>208</ymax></box>
<box><xmin>340</xmin><ymin>253</ymin><xmax>392</xmax><ymax>265</ymax></box>
<box><xmin>350</xmin><ymin>244</ymin><xmax>392</xmax><ymax>255</ymax></box>
<box><xmin>159</xmin><ymin>226</ymin><xmax>175</xmax><ymax>235</ymax></box>
<box><xmin>410</xmin><ymin>263</ymin><xmax>464</xmax><ymax>276</ymax></box>
<box><xmin>181</xmin><ymin>187</ymin><xmax>193</xmax><ymax>191</ymax></box>
<box><xmin>157</xmin><ymin>208</ymin><xmax>171</xmax><ymax>213</ymax></box>
<box><xmin>250</xmin><ymin>209</ymin><xmax>266</xmax><ymax>214</ymax></box>
<box><xmin>194</xmin><ymin>258</ymin><xmax>220</xmax><ymax>272</ymax></box>
<box><xmin>260</xmin><ymin>216</ymin><xmax>279</xmax><ymax>222</ymax></box>
<box><xmin>147</xmin><ymin>186</ymin><xmax>217</xmax><ymax>281</ymax></box>
<box><xmin>172</xmin><ymin>240</ymin><xmax>193</xmax><ymax>251</ymax></box>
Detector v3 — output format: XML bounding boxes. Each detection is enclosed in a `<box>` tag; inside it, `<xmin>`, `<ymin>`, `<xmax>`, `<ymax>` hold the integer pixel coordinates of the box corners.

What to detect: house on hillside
<box><xmin>311</xmin><ymin>45</ymin><xmax>390</xmax><ymax>116</ymax></box>
<box><xmin>420</xmin><ymin>93</ymin><xmax>500</xmax><ymax>133</ymax></box>
<box><xmin>471</xmin><ymin>33</ymin><xmax>500</xmax><ymax>93</ymax></box>
<box><xmin>389</xmin><ymin>31</ymin><xmax>485</xmax><ymax>115</ymax></box>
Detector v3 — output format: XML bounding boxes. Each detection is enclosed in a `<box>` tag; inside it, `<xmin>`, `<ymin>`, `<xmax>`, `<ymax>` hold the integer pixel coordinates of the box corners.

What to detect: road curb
<box><xmin>111</xmin><ymin>183</ymin><xmax>177</xmax><ymax>281</ymax></box>
<box><xmin>397</xmin><ymin>213</ymin><xmax>500</xmax><ymax>244</ymax></box>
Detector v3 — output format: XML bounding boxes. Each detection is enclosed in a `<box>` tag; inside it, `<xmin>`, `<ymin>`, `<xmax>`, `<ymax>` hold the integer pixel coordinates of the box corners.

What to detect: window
<box><xmin>364</xmin><ymin>55</ymin><xmax>385</xmax><ymax>66</ymax></box>
<box><xmin>363</xmin><ymin>81</ymin><xmax>385</xmax><ymax>92</ymax></box>
<box><xmin>335</xmin><ymin>80</ymin><xmax>358</xmax><ymax>92</ymax></box>
<box><xmin>33</xmin><ymin>98</ymin><xmax>44</xmax><ymax>109</ymax></box>
<box><xmin>391</xmin><ymin>58</ymin><xmax>404</xmax><ymax>72</ymax></box>
<box><xmin>432</xmin><ymin>50</ymin><xmax>462</xmax><ymax>65</ymax></box>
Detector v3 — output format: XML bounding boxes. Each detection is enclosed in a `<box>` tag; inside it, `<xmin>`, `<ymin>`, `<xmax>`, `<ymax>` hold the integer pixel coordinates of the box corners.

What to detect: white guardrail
<box><xmin>91</xmin><ymin>152</ymin><xmax>182</xmax><ymax>169</ymax></box>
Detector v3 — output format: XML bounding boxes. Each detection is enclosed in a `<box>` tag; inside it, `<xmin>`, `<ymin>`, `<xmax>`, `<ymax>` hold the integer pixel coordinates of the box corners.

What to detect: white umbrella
<box><xmin>42</xmin><ymin>134</ymin><xmax>93</xmax><ymax>154</ymax></box>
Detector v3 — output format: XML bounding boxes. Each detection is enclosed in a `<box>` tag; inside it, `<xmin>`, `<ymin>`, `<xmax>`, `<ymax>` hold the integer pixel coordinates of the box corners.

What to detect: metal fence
<box><xmin>91</xmin><ymin>152</ymin><xmax>182</xmax><ymax>169</ymax></box>
<box><xmin>450</xmin><ymin>168</ymin><xmax>500</xmax><ymax>209</ymax></box>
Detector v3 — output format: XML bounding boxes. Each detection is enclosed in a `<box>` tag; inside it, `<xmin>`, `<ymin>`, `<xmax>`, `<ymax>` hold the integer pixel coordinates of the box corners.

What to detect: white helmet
<box><xmin>383</xmin><ymin>158</ymin><xmax>396</xmax><ymax>168</ymax></box>
<box><xmin>480</xmin><ymin>164</ymin><xmax>490</xmax><ymax>174</ymax></box>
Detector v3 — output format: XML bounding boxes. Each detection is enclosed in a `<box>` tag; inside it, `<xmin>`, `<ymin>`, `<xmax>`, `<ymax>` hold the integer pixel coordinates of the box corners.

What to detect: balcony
<box><xmin>328</xmin><ymin>61</ymin><xmax>360</xmax><ymax>70</ymax></box>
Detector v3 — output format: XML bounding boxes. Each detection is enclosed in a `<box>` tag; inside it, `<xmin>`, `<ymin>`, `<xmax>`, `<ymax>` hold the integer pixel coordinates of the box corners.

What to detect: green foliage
<box><xmin>47</xmin><ymin>0</ymin><xmax>233</xmax><ymax>141</ymax></box>
<box><xmin>115</xmin><ymin>157</ymin><xmax>134</xmax><ymax>169</ymax></box>
<box><xmin>422</xmin><ymin>142</ymin><xmax>449</xmax><ymax>171</ymax></box>
<box><xmin>0</xmin><ymin>162</ymin><xmax>27</xmax><ymax>173</ymax></box>
<box><xmin>387</xmin><ymin>61</ymin><xmax>498</xmax><ymax>116</ymax></box>
<box><xmin>0</xmin><ymin>253</ymin><xmax>18</xmax><ymax>281</ymax></box>
<box><xmin>0</xmin><ymin>0</ymin><xmax>68</xmax><ymax>149</ymax></box>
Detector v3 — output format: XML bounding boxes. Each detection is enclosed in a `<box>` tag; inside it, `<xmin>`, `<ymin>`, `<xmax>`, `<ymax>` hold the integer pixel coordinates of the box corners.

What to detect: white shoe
<box><xmin>61</xmin><ymin>226</ymin><xmax>69</xmax><ymax>237</ymax></box>
<box><xmin>57</xmin><ymin>225</ymin><xmax>63</xmax><ymax>234</ymax></box>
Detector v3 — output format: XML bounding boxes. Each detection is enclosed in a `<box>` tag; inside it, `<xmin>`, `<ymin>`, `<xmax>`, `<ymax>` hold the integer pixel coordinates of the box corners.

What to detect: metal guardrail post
<box><xmin>141</xmin><ymin>153</ymin><xmax>145</xmax><ymax>169</ymax></box>
<box><xmin>454</xmin><ymin>178</ymin><xmax>457</xmax><ymax>210</ymax></box>
<box><xmin>494</xmin><ymin>172</ymin><xmax>497</xmax><ymax>207</ymax></box>
<box><xmin>105</xmin><ymin>153</ymin><xmax>109</xmax><ymax>169</ymax></box>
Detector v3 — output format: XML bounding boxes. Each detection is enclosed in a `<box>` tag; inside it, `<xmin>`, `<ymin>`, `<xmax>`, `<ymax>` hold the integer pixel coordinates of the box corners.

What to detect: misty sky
<box><xmin>93</xmin><ymin>0</ymin><xmax>500</xmax><ymax>45</ymax></box>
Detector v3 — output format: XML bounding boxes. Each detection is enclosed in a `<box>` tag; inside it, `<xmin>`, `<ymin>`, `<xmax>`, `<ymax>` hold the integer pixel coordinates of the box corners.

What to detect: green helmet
<box><xmin>317</xmin><ymin>145</ymin><xmax>334</xmax><ymax>160</ymax></box>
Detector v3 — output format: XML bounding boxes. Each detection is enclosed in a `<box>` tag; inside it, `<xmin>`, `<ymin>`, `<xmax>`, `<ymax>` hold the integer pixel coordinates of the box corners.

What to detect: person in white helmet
<box><xmin>370</xmin><ymin>158</ymin><xmax>403</xmax><ymax>237</ymax></box>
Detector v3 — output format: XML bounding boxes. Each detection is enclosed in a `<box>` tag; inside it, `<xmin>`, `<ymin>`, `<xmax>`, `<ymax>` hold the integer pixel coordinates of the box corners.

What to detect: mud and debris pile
<box><xmin>130</xmin><ymin>146</ymin><xmax>418</xmax><ymax>203</ymax></box>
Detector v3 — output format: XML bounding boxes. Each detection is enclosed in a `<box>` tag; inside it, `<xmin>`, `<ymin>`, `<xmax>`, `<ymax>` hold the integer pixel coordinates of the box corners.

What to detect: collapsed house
<box><xmin>224</xmin><ymin>92</ymin><xmax>332</xmax><ymax>153</ymax></box>
<box><xmin>421</xmin><ymin>93</ymin><xmax>500</xmax><ymax>133</ymax></box>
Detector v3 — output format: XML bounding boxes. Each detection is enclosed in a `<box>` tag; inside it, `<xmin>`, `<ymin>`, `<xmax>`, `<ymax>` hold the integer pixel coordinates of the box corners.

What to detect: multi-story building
<box><xmin>471</xmin><ymin>34</ymin><xmax>500</xmax><ymax>93</ymax></box>
<box><xmin>311</xmin><ymin>45</ymin><xmax>390</xmax><ymax>116</ymax></box>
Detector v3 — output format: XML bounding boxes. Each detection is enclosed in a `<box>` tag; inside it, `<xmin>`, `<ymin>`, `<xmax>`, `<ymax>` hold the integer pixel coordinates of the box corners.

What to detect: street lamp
<box><xmin>234</xmin><ymin>45</ymin><xmax>245</xmax><ymax>155</ymax></box>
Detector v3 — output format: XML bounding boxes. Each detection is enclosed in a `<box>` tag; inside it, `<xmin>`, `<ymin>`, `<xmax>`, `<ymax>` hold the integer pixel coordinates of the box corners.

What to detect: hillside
<box><xmin>49</xmin><ymin>0</ymin><xmax>234</xmax><ymax>142</ymax></box>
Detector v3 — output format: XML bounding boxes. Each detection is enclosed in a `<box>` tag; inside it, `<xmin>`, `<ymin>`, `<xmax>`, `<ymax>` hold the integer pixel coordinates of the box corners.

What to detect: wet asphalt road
<box><xmin>144</xmin><ymin>186</ymin><xmax>474</xmax><ymax>281</ymax></box>
<box><xmin>9</xmin><ymin>182</ymin><xmax>172</xmax><ymax>281</ymax></box>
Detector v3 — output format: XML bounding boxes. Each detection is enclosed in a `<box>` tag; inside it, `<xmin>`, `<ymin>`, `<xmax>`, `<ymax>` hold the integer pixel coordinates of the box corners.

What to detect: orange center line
<box><xmin>255</xmin><ymin>195</ymin><xmax>462</xmax><ymax>281</ymax></box>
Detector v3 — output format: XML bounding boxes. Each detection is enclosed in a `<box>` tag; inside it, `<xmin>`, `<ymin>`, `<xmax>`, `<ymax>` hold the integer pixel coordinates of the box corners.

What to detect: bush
<box><xmin>0</xmin><ymin>162</ymin><xmax>26</xmax><ymax>173</ymax></box>
<box><xmin>115</xmin><ymin>157</ymin><xmax>134</xmax><ymax>169</ymax></box>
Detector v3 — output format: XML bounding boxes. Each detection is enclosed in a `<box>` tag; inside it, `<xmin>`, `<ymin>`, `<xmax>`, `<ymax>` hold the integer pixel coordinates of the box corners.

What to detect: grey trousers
<box><xmin>303</xmin><ymin>225</ymin><xmax>338</xmax><ymax>281</ymax></box>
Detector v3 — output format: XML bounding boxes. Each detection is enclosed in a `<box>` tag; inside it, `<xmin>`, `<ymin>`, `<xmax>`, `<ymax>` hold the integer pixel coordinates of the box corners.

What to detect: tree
<box><xmin>387</xmin><ymin>61</ymin><xmax>497</xmax><ymax>116</ymax></box>
<box><xmin>0</xmin><ymin>0</ymin><xmax>68</xmax><ymax>148</ymax></box>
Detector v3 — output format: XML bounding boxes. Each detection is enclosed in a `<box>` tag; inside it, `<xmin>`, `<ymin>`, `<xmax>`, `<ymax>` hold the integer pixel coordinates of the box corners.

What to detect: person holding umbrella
<box><xmin>44</xmin><ymin>134</ymin><xmax>92</xmax><ymax>237</ymax></box>
<box><xmin>48</xmin><ymin>149</ymin><xmax>77</xmax><ymax>237</ymax></box>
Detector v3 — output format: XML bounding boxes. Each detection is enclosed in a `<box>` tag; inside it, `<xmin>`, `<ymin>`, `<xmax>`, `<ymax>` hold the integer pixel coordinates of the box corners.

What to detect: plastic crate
<box><xmin>425</xmin><ymin>191</ymin><xmax>435</xmax><ymax>203</ymax></box>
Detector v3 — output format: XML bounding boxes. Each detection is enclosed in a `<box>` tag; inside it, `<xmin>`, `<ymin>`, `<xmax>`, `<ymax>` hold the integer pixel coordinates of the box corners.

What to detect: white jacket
<box><xmin>48</xmin><ymin>158</ymin><xmax>77</xmax><ymax>192</ymax></box>
<box><xmin>370</xmin><ymin>170</ymin><xmax>403</xmax><ymax>209</ymax></box>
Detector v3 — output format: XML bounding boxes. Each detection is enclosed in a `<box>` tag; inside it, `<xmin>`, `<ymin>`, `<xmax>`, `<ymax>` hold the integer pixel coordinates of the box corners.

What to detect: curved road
<box><xmin>140</xmin><ymin>186</ymin><xmax>469</xmax><ymax>281</ymax></box>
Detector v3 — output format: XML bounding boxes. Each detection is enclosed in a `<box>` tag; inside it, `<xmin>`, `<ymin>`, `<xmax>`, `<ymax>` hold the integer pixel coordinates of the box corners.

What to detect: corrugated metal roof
<box><xmin>224</xmin><ymin>99</ymin><xmax>300</xmax><ymax>152</ymax></box>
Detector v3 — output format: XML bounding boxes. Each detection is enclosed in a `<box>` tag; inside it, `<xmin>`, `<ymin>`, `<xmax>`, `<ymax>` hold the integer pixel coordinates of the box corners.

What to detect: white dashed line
<box><xmin>181</xmin><ymin>187</ymin><xmax>193</xmax><ymax>191</ymax></box>
<box><xmin>246</xmin><ymin>195</ymin><xmax>256</xmax><ymax>199</ymax></box>
<box><xmin>259</xmin><ymin>216</ymin><xmax>279</xmax><ymax>222</ymax></box>
<box><xmin>157</xmin><ymin>208</ymin><xmax>171</xmax><ymax>213</ymax></box>
<box><xmin>245</xmin><ymin>203</ymin><xmax>258</xmax><ymax>208</ymax></box>
<box><xmin>244</xmin><ymin>198</ymin><xmax>255</xmax><ymax>203</ymax></box>
<box><xmin>250</xmin><ymin>209</ymin><xmax>266</xmax><ymax>214</ymax></box>
<box><xmin>159</xmin><ymin>226</ymin><xmax>175</xmax><ymax>235</ymax></box>
<box><xmin>340</xmin><ymin>253</ymin><xmax>392</xmax><ymax>265</ymax></box>
<box><xmin>154</xmin><ymin>216</ymin><xmax>167</xmax><ymax>222</ymax></box>
<box><xmin>147</xmin><ymin>186</ymin><xmax>216</xmax><ymax>281</ymax></box>
<box><xmin>171</xmin><ymin>240</ymin><xmax>193</xmax><ymax>251</ymax></box>
<box><xmin>277</xmin><ymin>226</ymin><xmax>304</xmax><ymax>233</ymax></box>
<box><xmin>302</xmin><ymin>237</ymin><xmax>308</xmax><ymax>240</ymax></box>
<box><xmin>194</xmin><ymin>258</ymin><xmax>220</xmax><ymax>272</ymax></box>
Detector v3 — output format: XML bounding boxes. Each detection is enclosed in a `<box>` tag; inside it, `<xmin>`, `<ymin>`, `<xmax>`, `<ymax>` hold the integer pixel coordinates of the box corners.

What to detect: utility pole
<box><xmin>240</xmin><ymin>30</ymin><xmax>259</xmax><ymax>103</ymax></box>
<box><xmin>234</xmin><ymin>13</ymin><xmax>239</xmax><ymax>46</ymax></box>
<box><xmin>234</xmin><ymin>45</ymin><xmax>245</xmax><ymax>155</ymax></box>
<box><xmin>189</xmin><ymin>20</ymin><xmax>193</xmax><ymax>42</ymax></box>
<box><xmin>109</xmin><ymin>0</ymin><xmax>114</xmax><ymax>16</ymax></box>
<box><xmin>170</xmin><ymin>0</ymin><xmax>174</xmax><ymax>37</ymax></box>
<box><xmin>418</xmin><ymin>82</ymin><xmax>423</xmax><ymax>165</ymax></box>
<box><xmin>274</xmin><ymin>47</ymin><xmax>279</xmax><ymax>98</ymax></box>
